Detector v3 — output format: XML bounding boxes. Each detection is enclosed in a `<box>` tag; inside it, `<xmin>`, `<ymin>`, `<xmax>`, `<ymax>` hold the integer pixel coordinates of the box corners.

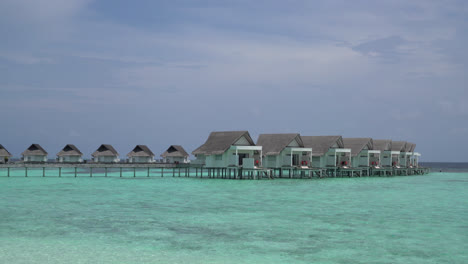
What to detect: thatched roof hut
<box><xmin>0</xmin><ymin>144</ymin><xmax>12</xmax><ymax>157</ymax></box>
<box><xmin>161</xmin><ymin>145</ymin><xmax>189</xmax><ymax>158</ymax></box>
<box><xmin>127</xmin><ymin>145</ymin><xmax>155</xmax><ymax>158</ymax></box>
<box><xmin>57</xmin><ymin>144</ymin><xmax>83</xmax><ymax>157</ymax></box>
<box><xmin>92</xmin><ymin>144</ymin><xmax>119</xmax><ymax>157</ymax></box>
<box><xmin>22</xmin><ymin>144</ymin><xmax>48</xmax><ymax>156</ymax></box>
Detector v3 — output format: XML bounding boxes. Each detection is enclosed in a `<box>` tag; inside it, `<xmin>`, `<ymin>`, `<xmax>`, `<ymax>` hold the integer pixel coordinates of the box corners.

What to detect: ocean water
<box><xmin>1</xmin><ymin>170</ymin><xmax>467</xmax><ymax>263</ymax></box>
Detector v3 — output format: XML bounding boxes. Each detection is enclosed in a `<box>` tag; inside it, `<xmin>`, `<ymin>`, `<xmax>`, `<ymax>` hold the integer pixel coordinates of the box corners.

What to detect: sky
<box><xmin>1</xmin><ymin>0</ymin><xmax>467</xmax><ymax>162</ymax></box>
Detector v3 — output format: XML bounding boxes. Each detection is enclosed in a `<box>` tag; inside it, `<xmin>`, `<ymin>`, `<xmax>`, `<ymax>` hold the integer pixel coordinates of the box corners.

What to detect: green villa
<box><xmin>0</xmin><ymin>144</ymin><xmax>12</xmax><ymax>163</ymax></box>
<box><xmin>256</xmin><ymin>133</ymin><xmax>312</xmax><ymax>168</ymax></box>
<box><xmin>373</xmin><ymin>139</ymin><xmax>397</xmax><ymax>167</ymax></box>
<box><xmin>301</xmin><ymin>136</ymin><xmax>351</xmax><ymax>168</ymax></box>
<box><xmin>342</xmin><ymin>138</ymin><xmax>380</xmax><ymax>168</ymax></box>
<box><xmin>192</xmin><ymin>131</ymin><xmax>262</xmax><ymax>169</ymax></box>
<box><xmin>392</xmin><ymin>141</ymin><xmax>407</xmax><ymax>167</ymax></box>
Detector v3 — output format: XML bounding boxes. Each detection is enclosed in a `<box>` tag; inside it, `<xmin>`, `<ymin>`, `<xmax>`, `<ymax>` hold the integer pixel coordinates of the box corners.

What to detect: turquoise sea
<box><xmin>1</xmin><ymin>169</ymin><xmax>467</xmax><ymax>263</ymax></box>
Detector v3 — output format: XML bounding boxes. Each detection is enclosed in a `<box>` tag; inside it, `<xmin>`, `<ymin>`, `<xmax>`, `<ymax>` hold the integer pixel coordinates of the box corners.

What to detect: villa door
<box><xmin>238</xmin><ymin>153</ymin><xmax>248</xmax><ymax>166</ymax></box>
<box><xmin>292</xmin><ymin>154</ymin><xmax>299</xmax><ymax>166</ymax></box>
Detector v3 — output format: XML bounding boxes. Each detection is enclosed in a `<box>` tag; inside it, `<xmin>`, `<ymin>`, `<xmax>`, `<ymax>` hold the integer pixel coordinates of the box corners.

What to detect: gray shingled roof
<box><xmin>405</xmin><ymin>142</ymin><xmax>416</xmax><ymax>152</ymax></box>
<box><xmin>373</xmin><ymin>140</ymin><xmax>392</xmax><ymax>152</ymax></box>
<box><xmin>256</xmin><ymin>133</ymin><xmax>304</xmax><ymax>156</ymax></box>
<box><xmin>343</xmin><ymin>138</ymin><xmax>374</xmax><ymax>157</ymax></box>
<box><xmin>127</xmin><ymin>145</ymin><xmax>155</xmax><ymax>157</ymax></box>
<box><xmin>391</xmin><ymin>141</ymin><xmax>407</xmax><ymax>152</ymax></box>
<box><xmin>192</xmin><ymin>131</ymin><xmax>255</xmax><ymax>155</ymax></box>
<box><xmin>0</xmin><ymin>144</ymin><xmax>12</xmax><ymax>157</ymax></box>
<box><xmin>161</xmin><ymin>145</ymin><xmax>189</xmax><ymax>158</ymax></box>
<box><xmin>22</xmin><ymin>144</ymin><xmax>48</xmax><ymax>156</ymax></box>
<box><xmin>57</xmin><ymin>144</ymin><xmax>83</xmax><ymax>157</ymax></box>
<box><xmin>92</xmin><ymin>144</ymin><xmax>119</xmax><ymax>157</ymax></box>
<box><xmin>302</xmin><ymin>136</ymin><xmax>344</xmax><ymax>156</ymax></box>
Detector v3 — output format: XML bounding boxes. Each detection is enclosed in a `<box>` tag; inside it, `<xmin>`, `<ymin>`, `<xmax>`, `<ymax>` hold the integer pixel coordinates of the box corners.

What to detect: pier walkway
<box><xmin>0</xmin><ymin>163</ymin><xmax>430</xmax><ymax>179</ymax></box>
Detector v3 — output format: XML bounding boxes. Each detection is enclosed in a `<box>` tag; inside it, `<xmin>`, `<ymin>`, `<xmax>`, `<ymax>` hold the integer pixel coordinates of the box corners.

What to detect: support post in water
<box><xmin>105</xmin><ymin>167</ymin><xmax>108</xmax><ymax>177</ymax></box>
<box><xmin>43</xmin><ymin>167</ymin><xmax>45</xmax><ymax>177</ymax></box>
<box><xmin>59</xmin><ymin>167</ymin><xmax>62</xmax><ymax>177</ymax></box>
<box><xmin>147</xmin><ymin>167</ymin><xmax>150</xmax><ymax>177</ymax></box>
<box><xmin>90</xmin><ymin>167</ymin><xmax>93</xmax><ymax>177</ymax></box>
<box><xmin>74</xmin><ymin>167</ymin><xmax>77</xmax><ymax>177</ymax></box>
<box><xmin>120</xmin><ymin>167</ymin><xmax>122</xmax><ymax>177</ymax></box>
<box><xmin>25</xmin><ymin>167</ymin><xmax>28</xmax><ymax>177</ymax></box>
<box><xmin>134</xmin><ymin>167</ymin><xmax>136</xmax><ymax>177</ymax></box>
<box><xmin>7</xmin><ymin>167</ymin><xmax>10</xmax><ymax>177</ymax></box>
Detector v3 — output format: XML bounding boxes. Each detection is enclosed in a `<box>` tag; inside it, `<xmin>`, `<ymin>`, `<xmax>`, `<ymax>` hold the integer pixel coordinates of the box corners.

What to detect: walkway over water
<box><xmin>0</xmin><ymin>163</ymin><xmax>430</xmax><ymax>179</ymax></box>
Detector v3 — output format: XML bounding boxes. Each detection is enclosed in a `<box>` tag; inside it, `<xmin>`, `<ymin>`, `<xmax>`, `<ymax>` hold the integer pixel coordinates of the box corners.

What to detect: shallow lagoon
<box><xmin>1</xmin><ymin>172</ymin><xmax>467</xmax><ymax>263</ymax></box>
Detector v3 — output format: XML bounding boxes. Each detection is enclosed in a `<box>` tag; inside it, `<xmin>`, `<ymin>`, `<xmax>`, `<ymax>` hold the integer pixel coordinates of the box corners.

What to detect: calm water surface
<box><xmin>1</xmin><ymin>171</ymin><xmax>467</xmax><ymax>263</ymax></box>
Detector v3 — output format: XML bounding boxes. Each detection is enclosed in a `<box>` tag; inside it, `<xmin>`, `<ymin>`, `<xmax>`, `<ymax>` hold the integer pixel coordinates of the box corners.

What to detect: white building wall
<box><xmin>24</xmin><ymin>155</ymin><xmax>47</xmax><ymax>162</ymax></box>
<box><xmin>94</xmin><ymin>156</ymin><xmax>120</xmax><ymax>163</ymax></box>
<box><xmin>59</xmin><ymin>156</ymin><xmax>82</xmax><ymax>163</ymax></box>
<box><xmin>130</xmin><ymin>156</ymin><xmax>154</xmax><ymax>163</ymax></box>
<box><xmin>165</xmin><ymin>156</ymin><xmax>187</xmax><ymax>163</ymax></box>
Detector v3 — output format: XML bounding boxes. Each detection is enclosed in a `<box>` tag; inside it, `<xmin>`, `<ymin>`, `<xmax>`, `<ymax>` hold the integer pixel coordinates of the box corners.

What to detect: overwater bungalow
<box><xmin>161</xmin><ymin>145</ymin><xmax>189</xmax><ymax>163</ymax></box>
<box><xmin>0</xmin><ymin>144</ymin><xmax>12</xmax><ymax>163</ymax></box>
<box><xmin>192</xmin><ymin>131</ymin><xmax>262</xmax><ymax>169</ymax></box>
<box><xmin>92</xmin><ymin>144</ymin><xmax>120</xmax><ymax>163</ymax></box>
<box><xmin>256</xmin><ymin>133</ymin><xmax>312</xmax><ymax>168</ymax></box>
<box><xmin>301</xmin><ymin>136</ymin><xmax>351</xmax><ymax>168</ymax></box>
<box><xmin>57</xmin><ymin>144</ymin><xmax>83</xmax><ymax>163</ymax></box>
<box><xmin>342</xmin><ymin>138</ymin><xmax>380</xmax><ymax>168</ymax></box>
<box><xmin>127</xmin><ymin>145</ymin><xmax>155</xmax><ymax>163</ymax></box>
<box><xmin>22</xmin><ymin>144</ymin><xmax>48</xmax><ymax>162</ymax></box>
<box><xmin>392</xmin><ymin>141</ymin><xmax>407</xmax><ymax>167</ymax></box>
<box><xmin>373</xmin><ymin>139</ymin><xmax>398</xmax><ymax>167</ymax></box>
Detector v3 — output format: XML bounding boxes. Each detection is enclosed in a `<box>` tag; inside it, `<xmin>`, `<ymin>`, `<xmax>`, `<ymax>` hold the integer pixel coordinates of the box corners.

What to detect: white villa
<box><xmin>302</xmin><ymin>136</ymin><xmax>351</xmax><ymax>168</ymax></box>
<box><xmin>0</xmin><ymin>144</ymin><xmax>12</xmax><ymax>163</ymax></box>
<box><xmin>127</xmin><ymin>145</ymin><xmax>155</xmax><ymax>163</ymax></box>
<box><xmin>161</xmin><ymin>145</ymin><xmax>189</xmax><ymax>163</ymax></box>
<box><xmin>342</xmin><ymin>138</ymin><xmax>380</xmax><ymax>168</ymax></box>
<box><xmin>22</xmin><ymin>144</ymin><xmax>48</xmax><ymax>162</ymax></box>
<box><xmin>57</xmin><ymin>144</ymin><xmax>83</xmax><ymax>163</ymax></box>
<box><xmin>256</xmin><ymin>133</ymin><xmax>312</xmax><ymax>168</ymax></box>
<box><xmin>92</xmin><ymin>144</ymin><xmax>120</xmax><ymax>163</ymax></box>
<box><xmin>192</xmin><ymin>131</ymin><xmax>262</xmax><ymax>169</ymax></box>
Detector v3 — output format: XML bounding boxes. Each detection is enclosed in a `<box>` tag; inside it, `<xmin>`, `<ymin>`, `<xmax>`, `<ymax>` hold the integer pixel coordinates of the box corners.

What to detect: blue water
<box><xmin>1</xmin><ymin>171</ymin><xmax>467</xmax><ymax>263</ymax></box>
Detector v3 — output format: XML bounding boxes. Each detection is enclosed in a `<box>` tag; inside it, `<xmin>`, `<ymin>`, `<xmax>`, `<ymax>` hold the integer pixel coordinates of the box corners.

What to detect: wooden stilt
<box><xmin>120</xmin><ymin>167</ymin><xmax>122</xmax><ymax>177</ymax></box>
<box><xmin>59</xmin><ymin>167</ymin><xmax>62</xmax><ymax>177</ymax></box>
<box><xmin>134</xmin><ymin>167</ymin><xmax>136</xmax><ymax>177</ymax></box>
<box><xmin>105</xmin><ymin>167</ymin><xmax>108</xmax><ymax>177</ymax></box>
<box><xmin>147</xmin><ymin>167</ymin><xmax>150</xmax><ymax>177</ymax></box>
<box><xmin>74</xmin><ymin>167</ymin><xmax>77</xmax><ymax>177</ymax></box>
<box><xmin>25</xmin><ymin>167</ymin><xmax>28</xmax><ymax>177</ymax></box>
<box><xmin>7</xmin><ymin>167</ymin><xmax>10</xmax><ymax>177</ymax></box>
<box><xmin>90</xmin><ymin>167</ymin><xmax>93</xmax><ymax>177</ymax></box>
<box><xmin>43</xmin><ymin>167</ymin><xmax>45</xmax><ymax>177</ymax></box>
<box><xmin>161</xmin><ymin>167</ymin><xmax>164</xmax><ymax>177</ymax></box>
